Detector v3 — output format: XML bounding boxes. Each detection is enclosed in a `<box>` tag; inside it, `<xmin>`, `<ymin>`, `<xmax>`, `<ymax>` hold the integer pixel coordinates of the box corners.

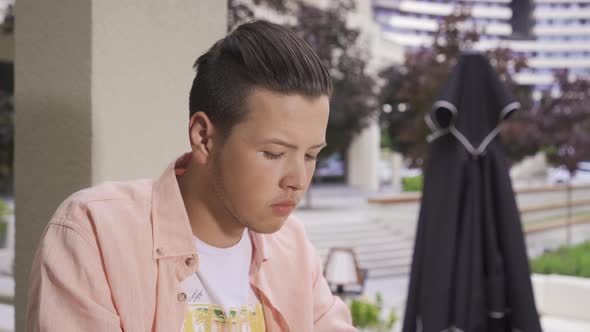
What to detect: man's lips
<box><xmin>272</xmin><ymin>200</ymin><xmax>297</xmax><ymax>207</ymax></box>
<box><xmin>271</xmin><ymin>200</ymin><xmax>297</xmax><ymax>216</ymax></box>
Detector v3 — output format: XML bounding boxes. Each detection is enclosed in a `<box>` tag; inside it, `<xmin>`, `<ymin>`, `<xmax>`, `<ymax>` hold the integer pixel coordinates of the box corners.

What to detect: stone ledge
<box><xmin>532</xmin><ymin>273</ymin><xmax>590</xmax><ymax>331</ymax></box>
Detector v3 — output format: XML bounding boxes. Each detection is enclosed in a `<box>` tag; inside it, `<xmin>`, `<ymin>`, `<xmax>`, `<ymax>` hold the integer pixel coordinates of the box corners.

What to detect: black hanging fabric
<box><xmin>402</xmin><ymin>53</ymin><xmax>542</xmax><ymax>332</ymax></box>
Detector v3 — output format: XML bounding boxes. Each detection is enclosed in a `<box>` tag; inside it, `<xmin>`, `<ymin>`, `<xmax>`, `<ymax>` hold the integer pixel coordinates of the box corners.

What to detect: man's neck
<box><xmin>177</xmin><ymin>163</ymin><xmax>246</xmax><ymax>249</ymax></box>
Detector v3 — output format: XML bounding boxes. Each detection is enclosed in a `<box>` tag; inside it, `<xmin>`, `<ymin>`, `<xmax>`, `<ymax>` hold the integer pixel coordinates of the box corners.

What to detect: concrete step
<box><xmin>359</xmin><ymin>256</ymin><xmax>412</xmax><ymax>269</ymax></box>
<box><xmin>0</xmin><ymin>303</ymin><xmax>13</xmax><ymax>332</ymax></box>
<box><xmin>308</xmin><ymin>228</ymin><xmax>389</xmax><ymax>241</ymax></box>
<box><xmin>353</xmin><ymin>241</ymin><xmax>414</xmax><ymax>253</ymax></box>
<box><xmin>307</xmin><ymin>221</ymin><xmax>399</xmax><ymax>233</ymax></box>
<box><xmin>358</xmin><ymin>249</ymin><xmax>414</xmax><ymax>263</ymax></box>
<box><xmin>316</xmin><ymin>243</ymin><xmax>413</xmax><ymax>258</ymax></box>
<box><xmin>0</xmin><ymin>276</ymin><xmax>13</xmax><ymax>305</ymax></box>
<box><xmin>313</xmin><ymin>236</ymin><xmax>413</xmax><ymax>250</ymax></box>
<box><xmin>317</xmin><ymin>250</ymin><xmax>412</xmax><ymax>269</ymax></box>
<box><xmin>366</xmin><ymin>265</ymin><xmax>412</xmax><ymax>279</ymax></box>
<box><xmin>306</xmin><ymin>218</ymin><xmax>415</xmax><ymax>280</ymax></box>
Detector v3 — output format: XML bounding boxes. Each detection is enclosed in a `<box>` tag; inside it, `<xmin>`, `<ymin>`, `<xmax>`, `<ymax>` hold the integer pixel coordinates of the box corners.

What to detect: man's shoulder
<box><xmin>51</xmin><ymin>179</ymin><xmax>154</xmax><ymax>226</ymax></box>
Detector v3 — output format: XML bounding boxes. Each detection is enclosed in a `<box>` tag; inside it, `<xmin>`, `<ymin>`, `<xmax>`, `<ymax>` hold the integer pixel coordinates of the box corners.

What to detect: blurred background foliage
<box><xmin>531</xmin><ymin>240</ymin><xmax>590</xmax><ymax>278</ymax></box>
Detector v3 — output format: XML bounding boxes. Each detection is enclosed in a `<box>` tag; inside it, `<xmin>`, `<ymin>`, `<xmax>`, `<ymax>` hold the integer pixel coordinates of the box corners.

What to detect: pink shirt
<box><xmin>26</xmin><ymin>154</ymin><xmax>356</xmax><ymax>331</ymax></box>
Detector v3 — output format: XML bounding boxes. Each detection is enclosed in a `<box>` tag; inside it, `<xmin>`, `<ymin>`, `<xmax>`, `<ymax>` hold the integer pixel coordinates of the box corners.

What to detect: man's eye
<box><xmin>264</xmin><ymin>152</ymin><xmax>284</xmax><ymax>160</ymax></box>
<box><xmin>305</xmin><ymin>154</ymin><xmax>318</xmax><ymax>161</ymax></box>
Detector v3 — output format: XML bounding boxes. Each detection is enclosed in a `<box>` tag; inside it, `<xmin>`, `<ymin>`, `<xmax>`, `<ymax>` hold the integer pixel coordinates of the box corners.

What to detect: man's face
<box><xmin>211</xmin><ymin>89</ymin><xmax>329</xmax><ymax>234</ymax></box>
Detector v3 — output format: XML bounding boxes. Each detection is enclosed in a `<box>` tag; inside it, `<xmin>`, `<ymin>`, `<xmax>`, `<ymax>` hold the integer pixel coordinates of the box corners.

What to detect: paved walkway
<box><xmin>0</xmin><ymin>302</ymin><xmax>12</xmax><ymax>332</ymax></box>
<box><xmin>0</xmin><ymin>275</ymin><xmax>12</xmax><ymax>331</ymax></box>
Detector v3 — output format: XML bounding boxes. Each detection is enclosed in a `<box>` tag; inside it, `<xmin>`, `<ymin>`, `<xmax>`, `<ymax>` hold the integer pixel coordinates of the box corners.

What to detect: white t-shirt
<box><xmin>180</xmin><ymin>230</ymin><xmax>265</xmax><ymax>332</ymax></box>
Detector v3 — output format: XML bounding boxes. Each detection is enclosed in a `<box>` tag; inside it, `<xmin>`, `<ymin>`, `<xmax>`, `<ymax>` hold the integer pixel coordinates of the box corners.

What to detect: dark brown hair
<box><xmin>189</xmin><ymin>20</ymin><xmax>332</xmax><ymax>137</ymax></box>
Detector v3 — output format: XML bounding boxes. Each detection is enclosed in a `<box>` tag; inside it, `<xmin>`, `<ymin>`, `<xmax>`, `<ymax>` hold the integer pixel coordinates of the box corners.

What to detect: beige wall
<box><xmin>14</xmin><ymin>0</ymin><xmax>227</xmax><ymax>330</ymax></box>
<box><xmin>91</xmin><ymin>1</ymin><xmax>227</xmax><ymax>182</ymax></box>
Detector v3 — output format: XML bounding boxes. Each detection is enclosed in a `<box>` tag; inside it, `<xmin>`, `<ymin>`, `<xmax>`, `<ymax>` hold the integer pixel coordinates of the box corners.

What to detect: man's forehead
<box><xmin>233</xmin><ymin>88</ymin><xmax>329</xmax><ymax>141</ymax></box>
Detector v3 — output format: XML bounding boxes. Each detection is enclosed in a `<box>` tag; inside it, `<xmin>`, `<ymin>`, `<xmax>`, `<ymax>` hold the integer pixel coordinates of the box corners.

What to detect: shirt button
<box><xmin>177</xmin><ymin>292</ymin><xmax>187</xmax><ymax>302</ymax></box>
<box><xmin>185</xmin><ymin>257</ymin><xmax>195</xmax><ymax>267</ymax></box>
<box><xmin>156</xmin><ymin>248</ymin><xmax>164</xmax><ymax>256</ymax></box>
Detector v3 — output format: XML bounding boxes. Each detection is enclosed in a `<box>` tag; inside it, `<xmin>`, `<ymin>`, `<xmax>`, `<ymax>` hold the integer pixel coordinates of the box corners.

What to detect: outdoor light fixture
<box><xmin>323</xmin><ymin>247</ymin><xmax>365</xmax><ymax>296</ymax></box>
<box><xmin>398</xmin><ymin>103</ymin><xmax>408</xmax><ymax>112</ymax></box>
<box><xmin>382</xmin><ymin>104</ymin><xmax>393</xmax><ymax>113</ymax></box>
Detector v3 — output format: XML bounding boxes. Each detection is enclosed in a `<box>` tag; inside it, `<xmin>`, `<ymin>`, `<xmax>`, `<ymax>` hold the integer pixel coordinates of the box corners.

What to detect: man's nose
<box><xmin>281</xmin><ymin>159</ymin><xmax>308</xmax><ymax>191</ymax></box>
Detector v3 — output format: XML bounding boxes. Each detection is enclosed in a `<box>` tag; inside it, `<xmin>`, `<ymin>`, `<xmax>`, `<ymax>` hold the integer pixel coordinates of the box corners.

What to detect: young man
<box><xmin>26</xmin><ymin>20</ymin><xmax>356</xmax><ymax>332</ymax></box>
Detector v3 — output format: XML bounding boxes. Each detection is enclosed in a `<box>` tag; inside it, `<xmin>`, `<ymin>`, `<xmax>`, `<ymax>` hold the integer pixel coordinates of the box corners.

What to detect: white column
<box><xmin>390</xmin><ymin>151</ymin><xmax>404</xmax><ymax>192</ymax></box>
<box><xmin>347</xmin><ymin>117</ymin><xmax>380</xmax><ymax>192</ymax></box>
<box><xmin>14</xmin><ymin>1</ymin><xmax>226</xmax><ymax>329</ymax></box>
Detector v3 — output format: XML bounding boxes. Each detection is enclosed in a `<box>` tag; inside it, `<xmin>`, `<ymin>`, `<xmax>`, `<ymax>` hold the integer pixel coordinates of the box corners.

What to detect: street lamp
<box><xmin>324</xmin><ymin>247</ymin><xmax>365</xmax><ymax>296</ymax></box>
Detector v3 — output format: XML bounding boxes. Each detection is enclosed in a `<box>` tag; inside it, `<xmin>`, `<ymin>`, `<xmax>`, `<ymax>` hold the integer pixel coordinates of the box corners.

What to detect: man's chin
<box><xmin>248</xmin><ymin>216</ymin><xmax>289</xmax><ymax>234</ymax></box>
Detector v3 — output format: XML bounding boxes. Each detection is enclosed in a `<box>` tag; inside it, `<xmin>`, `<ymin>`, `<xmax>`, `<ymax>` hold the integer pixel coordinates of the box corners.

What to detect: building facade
<box><xmin>372</xmin><ymin>0</ymin><xmax>590</xmax><ymax>89</ymax></box>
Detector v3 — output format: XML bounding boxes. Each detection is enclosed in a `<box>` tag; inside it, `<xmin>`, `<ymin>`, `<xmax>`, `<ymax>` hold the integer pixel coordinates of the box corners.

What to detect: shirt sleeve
<box><xmin>26</xmin><ymin>220</ymin><xmax>123</xmax><ymax>332</ymax></box>
<box><xmin>311</xmin><ymin>248</ymin><xmax>358</xmax><ymax>331</ymax></box>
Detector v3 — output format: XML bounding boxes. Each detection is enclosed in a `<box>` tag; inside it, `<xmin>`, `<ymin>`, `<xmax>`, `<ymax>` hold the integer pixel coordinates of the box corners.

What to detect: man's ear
<box><xmin>189</xmin><ymin>112</ymin><xmax>216</xmax><ymax>165</ymax></box>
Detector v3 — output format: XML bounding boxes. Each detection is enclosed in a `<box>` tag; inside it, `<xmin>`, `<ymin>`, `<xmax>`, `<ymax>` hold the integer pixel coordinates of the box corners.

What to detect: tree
<box><xmin>498</xmin><ymin>108</ymin><xmax>542</xmax><ymax>166</ymax></box>
<box><xmin>533</xmin><ymin>70</ymin><xmax>590</xmax><ymax>244</ymax></box>
<box><xmin>228</xmin><ymin>0</ymin><xmax>379</xmax><ymax>158</ymax></box>
<box><xmin>378</xmin><ymin>10</ymin><xmax>533</xmax><ymax>166</ymax></box>
<box><xmin>487</xmin><ymin>47</ymin><xmax>539</xmax><ymax>165</ymax></box>
<box><xmin>536</xmin><ymin>70</ymin><xmax>590</xmax><ymax>174</ymax></box>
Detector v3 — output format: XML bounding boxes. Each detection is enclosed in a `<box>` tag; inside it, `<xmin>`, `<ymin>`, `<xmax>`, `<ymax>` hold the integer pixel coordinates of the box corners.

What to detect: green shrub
<box><xmin>402</xmin><ymin>175</ymin><xmax>423</xmax><ymax>192</ymax></box>
<box><xmin>530</xmin><ymin>241</ymin><xmax>590</xmax><ymax>278</ymax></box>
<box><xmin>0</xmin><ymin>199</ymin><xmax>9</xmax><ymax>247</ymax></box>
<box><xmin>0</xmin><ymin>198</ymin><xmax>8</xmax><ymax>217</ymax></box>
<box><xmin>350</xmin><ymin>293</ymin><xmax>397</xmax><ymax>332</ymax></box>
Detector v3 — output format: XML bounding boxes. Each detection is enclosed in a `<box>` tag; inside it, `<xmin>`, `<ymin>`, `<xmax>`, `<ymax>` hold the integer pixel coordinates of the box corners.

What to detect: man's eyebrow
<box><xmin>263</xmin><ymin>139</ymin><xmax>327</xmax><ymax>150</ymax></box>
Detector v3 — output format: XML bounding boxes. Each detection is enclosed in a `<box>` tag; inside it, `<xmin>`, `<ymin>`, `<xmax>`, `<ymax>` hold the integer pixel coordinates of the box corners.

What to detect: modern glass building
<box><xmin>372</xmin><ymin>0</ymin><xmax>590</xmax><ymax>90</ymax></box>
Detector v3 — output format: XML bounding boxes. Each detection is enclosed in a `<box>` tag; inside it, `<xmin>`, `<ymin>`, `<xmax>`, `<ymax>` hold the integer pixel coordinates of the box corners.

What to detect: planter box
<box><xmin>532</xmin><ymin>273</ymin><xmax>590</xmax><ymax>332</ymax></box>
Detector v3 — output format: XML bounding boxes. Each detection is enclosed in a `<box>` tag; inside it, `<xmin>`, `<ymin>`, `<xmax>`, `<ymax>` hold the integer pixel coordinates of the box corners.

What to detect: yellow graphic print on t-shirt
<box><xmin>183</xmin><ymin>303</ymin><xmax>265</xmax><ymax>332</ymax></box>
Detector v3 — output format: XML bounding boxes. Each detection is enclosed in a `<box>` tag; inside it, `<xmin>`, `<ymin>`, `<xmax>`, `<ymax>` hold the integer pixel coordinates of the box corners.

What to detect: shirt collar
<box><xmin>150</xmin><ymin>153</ymin><xmax>196</xmax><ymax>259</ymax></box>
<box><xmin>250</xmin><ymin>229</ymin><xmax>270</xmax><ymax>269</ymax></box>
<box><xmin>151</xmin><ymin>153</ymin><xmax>270</xmax><ymax>264</ymax></box>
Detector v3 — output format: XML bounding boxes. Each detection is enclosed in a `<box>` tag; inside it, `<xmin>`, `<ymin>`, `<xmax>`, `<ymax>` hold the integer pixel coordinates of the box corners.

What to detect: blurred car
<box><xmin>378</xmin><ymin>159</ymin><xmax>393</xmax><ymax>183</ymax></box>
<box><xmin>315</xmin><ymin>156</ymin><xmax>345</xmax><ymax>178</ymax></box>
<box><xmin>400</xmin><ymin>167</ymin><xmax>422</xmax><ymax>178</ymax></box>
